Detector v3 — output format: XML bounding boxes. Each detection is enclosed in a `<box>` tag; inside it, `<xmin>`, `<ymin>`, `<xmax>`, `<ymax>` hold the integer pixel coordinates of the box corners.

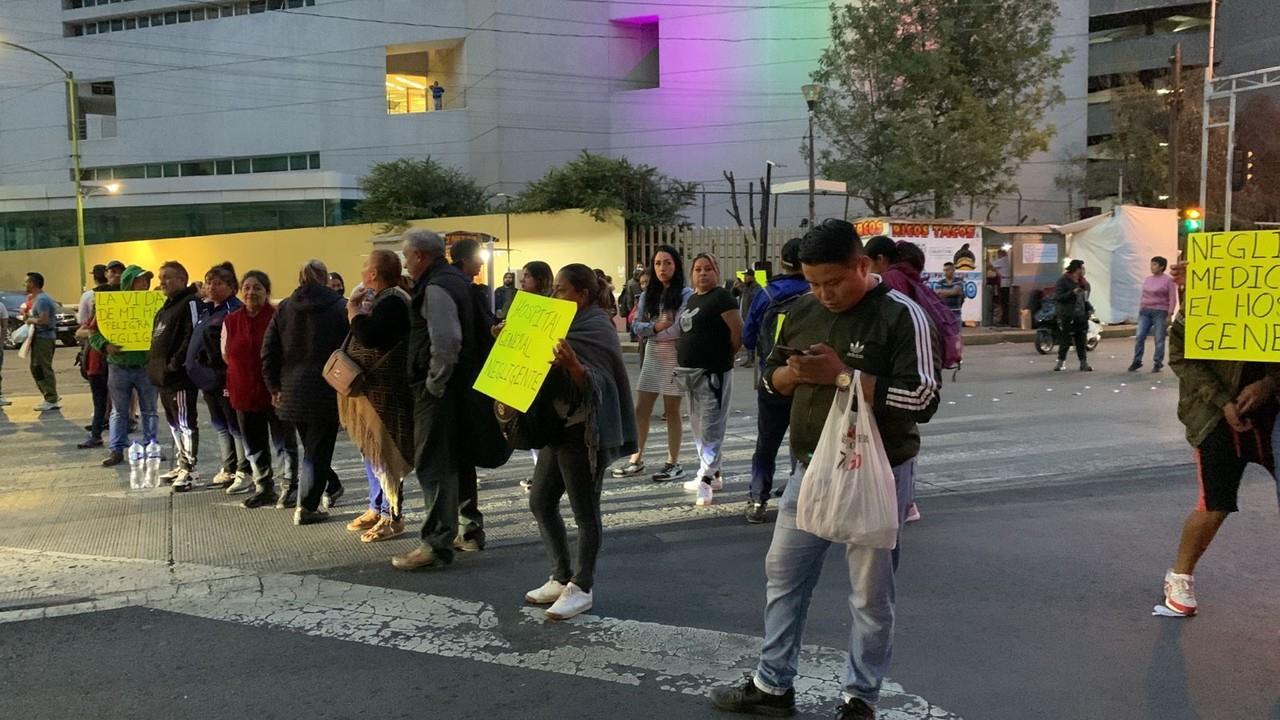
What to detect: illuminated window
<box><xmin>386</xmin><ymin>49</ymin><xmax>430</xmax><ymax>114</ymax></box>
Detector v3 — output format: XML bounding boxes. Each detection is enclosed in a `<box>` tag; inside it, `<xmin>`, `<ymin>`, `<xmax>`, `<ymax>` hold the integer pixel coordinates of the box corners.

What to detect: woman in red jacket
<box><xmin>222</xmin><ymin>270</ymin><xmax>299</xmax><ymax>509</ymax></box>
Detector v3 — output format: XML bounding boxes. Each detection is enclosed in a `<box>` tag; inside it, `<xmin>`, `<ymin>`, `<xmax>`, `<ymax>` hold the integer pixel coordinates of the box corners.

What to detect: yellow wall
<box><xmin>0</xmin><ymin>210</ymin><xmax>625</xmax><ymax>304</ymax></box>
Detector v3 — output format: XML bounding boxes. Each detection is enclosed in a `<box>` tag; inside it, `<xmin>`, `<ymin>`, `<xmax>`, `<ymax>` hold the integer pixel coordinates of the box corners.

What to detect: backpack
<box><xmin>757</xmin><ymin>283</ymin><xmax>806</xmax><ymax>362</ymax></box>
<box><xmin>898</xmin><ymin>281</ymin><xmax>963</xmax><ymax>371</ymax></box>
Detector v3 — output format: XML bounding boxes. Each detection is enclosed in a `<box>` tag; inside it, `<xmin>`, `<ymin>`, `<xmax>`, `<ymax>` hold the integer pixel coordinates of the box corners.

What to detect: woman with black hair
<box><xmin>524</xmin><ymin>264</ymin><xmax>637</xmax><ymax>621</ymax></box>
<box><xmin>185</xmin><ymin>262</ymin><xmax>251</xmax><ymax>493</ymax></box>
<box><xmin>612</xmin><ymin>244</ymin><xmax>692</xmax><ymax>481</ymax></box>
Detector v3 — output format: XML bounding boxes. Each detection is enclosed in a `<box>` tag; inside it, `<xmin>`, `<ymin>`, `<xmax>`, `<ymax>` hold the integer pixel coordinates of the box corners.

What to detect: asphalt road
<box><xmin>1</xmin><ymin>341</ymin><xmax>1277</xmax><ymax>720</ymax></box>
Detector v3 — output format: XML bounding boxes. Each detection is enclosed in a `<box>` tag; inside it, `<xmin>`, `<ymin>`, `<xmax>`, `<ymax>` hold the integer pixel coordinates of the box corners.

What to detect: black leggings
<box><xmin>528</xmin><ymin>426</ymin><xmax>606</xmax><ymax>592</ymax></box>
<box><xmin>1057</xmin><ymin>317</ymin><xmax>1088</xmax><ymax>363</ymax></box>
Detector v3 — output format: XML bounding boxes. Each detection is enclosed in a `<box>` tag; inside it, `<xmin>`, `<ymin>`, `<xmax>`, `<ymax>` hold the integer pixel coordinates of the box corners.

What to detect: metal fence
<box><xmin>626</xmin><ymin>225</ymin><xmax>806</xmax><ymax>275</ymax></box>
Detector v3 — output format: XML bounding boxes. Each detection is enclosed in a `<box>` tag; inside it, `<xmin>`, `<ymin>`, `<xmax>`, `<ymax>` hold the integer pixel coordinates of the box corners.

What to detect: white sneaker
<box><xmin>525</xmin><ymin>578</ymin><xmax>567</xmax><ymax>606</ymax></box>
<box><xmin>0</xmin><ymin>396</ymin><xmax>12</xmax><ymax>406</ymax></box>
<box><xmin>695</xmin><ymin>480</ymin><xmax>714</xmax><ymax>506</ymax></box>
<box><xmin>33</xmin><ymin>399</ymin><xmax>61</xmax><ymax>411</ymax></box>
<box><xmin>1163</xmin><ymin>570</ymin><xmax>1198</xmax><ymax>616</ymax></box>
<box><xmin>683</xmin><ymin>475</ymin><xmax>723</xmax><ymax>491</ymax></box>
<box><xmin>225</xmin><ymin>472</ymin><xmax>254</xmax><ymax>495</ymax></box>
<box><xmin>172</xmin><ymin>473</ymin><xmax>192</xmax><ymax>493</ymax></box>
<box><xmin>209</xmin><ymin>470</ymin><xmax>233</xmax><ymax>488</ymax></box>
<box><xmin>905</xmin><ymin>504</ymin><xmax>921</xmax><ymax>523</ymax></box>
<box><xmin>545</xmin><ymin>582</ymin><xmax>592</xmax><ymax>621</ymax></box>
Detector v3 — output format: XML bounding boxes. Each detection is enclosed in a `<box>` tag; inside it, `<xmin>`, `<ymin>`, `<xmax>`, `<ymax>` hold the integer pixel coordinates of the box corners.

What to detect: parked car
<box><xmin>1</xmin><ymin>290</ymin><xmax>80</xmax><ymax>348</ymax></box>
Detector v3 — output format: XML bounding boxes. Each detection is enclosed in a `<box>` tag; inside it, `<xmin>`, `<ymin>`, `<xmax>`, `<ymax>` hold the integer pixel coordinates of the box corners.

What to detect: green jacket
<box><xmin>89</xmin><ymin>264</ymin><xmax>151</xmax><ymax>369</ymax></box>
<box><xmin>762</xmin><ymin>283</ymin><xmax>942</xmax><ymax>467</ymax></box>
<box><xmin>1169</xmin><ymin>315</ymin><xmax>1280</xmax><ymax>447</ymax></box>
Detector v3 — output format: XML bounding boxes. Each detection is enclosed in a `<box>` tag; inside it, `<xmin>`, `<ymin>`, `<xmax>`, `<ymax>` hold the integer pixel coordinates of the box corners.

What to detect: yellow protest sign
<box><xmin>1184</xmin><ymin>230</ymin><xmax>1280</xmax><ymax>361</ymax></box>
<box><xmin>95</xmin><ymin>291</ymin><xmax>165</xmax><ymax>351</ymax></box>
<box><xmin>474</xmin><ymin>291</ymin><xmax>578</xmax><ymax>412</ymax></box>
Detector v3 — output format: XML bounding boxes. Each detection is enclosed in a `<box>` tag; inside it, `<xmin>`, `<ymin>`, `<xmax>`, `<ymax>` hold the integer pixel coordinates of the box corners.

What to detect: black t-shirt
<box><xmin>677</xmin><ymin>287</ymin><xmax>738</xmax><ymax>371</ymax></box>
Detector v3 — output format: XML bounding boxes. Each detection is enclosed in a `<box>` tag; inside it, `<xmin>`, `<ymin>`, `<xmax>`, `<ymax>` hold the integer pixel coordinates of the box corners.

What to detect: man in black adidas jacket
<box><xmin>147</xmin><ymin>261</ymin><xmax>204</xmax><ymax>487</ymax></box>
<box><xmin>711</xmin><ymin>219</ymin><xmax>941</xmax><ymax>720</ymax></box>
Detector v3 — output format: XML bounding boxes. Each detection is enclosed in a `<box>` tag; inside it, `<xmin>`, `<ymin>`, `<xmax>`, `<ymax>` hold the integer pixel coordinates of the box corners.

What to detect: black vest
<box><xmin>408</xmin><ymin>259</ymin><xmax>479</xmax><ymax>386</ymax></box>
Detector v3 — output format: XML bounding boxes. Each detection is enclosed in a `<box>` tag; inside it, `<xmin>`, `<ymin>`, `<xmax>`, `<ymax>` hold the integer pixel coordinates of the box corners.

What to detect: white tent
<box><xmin>1052</xmin><ymin>206</ymin><xmax>1178</xmax><ymax>324</ymax></box>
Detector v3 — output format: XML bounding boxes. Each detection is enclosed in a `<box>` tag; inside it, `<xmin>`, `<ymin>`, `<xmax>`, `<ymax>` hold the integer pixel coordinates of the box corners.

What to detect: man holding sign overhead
<box><xmin>1159</xmin><ymin>232</ymin><xmax>1280</xmax><ymax>618</ymax></box>
<box><xmin>89</xmin><ymin>265</ymin><xmax>161</xmax><ymax>468</ymax></box>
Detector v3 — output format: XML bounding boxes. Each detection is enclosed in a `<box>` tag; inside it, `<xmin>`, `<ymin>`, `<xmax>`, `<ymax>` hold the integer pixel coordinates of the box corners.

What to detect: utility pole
<box><xmin>1168</xmin><ymin>43</ymin><xmax>1182</xmax><ymax>209</ymax></box>
<box><xmin>1197</xmin><ymin>0</ymin><xmax>1218</xmax><ymax>217</ymax></box>
<box><xmin>759</xmin><ymin>161</ymin><xmax>773</xmax><ymax>264</ymax></box>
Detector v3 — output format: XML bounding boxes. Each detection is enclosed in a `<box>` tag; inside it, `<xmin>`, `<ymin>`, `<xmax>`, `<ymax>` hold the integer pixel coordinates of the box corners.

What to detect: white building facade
<box><xmin>0</xmin><ymin>0</ymin><xmax>1088</xmax><ymax>251</ymax></box>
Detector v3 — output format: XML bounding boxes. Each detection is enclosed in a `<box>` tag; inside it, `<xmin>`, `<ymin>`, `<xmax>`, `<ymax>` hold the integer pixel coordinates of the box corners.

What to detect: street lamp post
<box><xmin>801</xmin><ymin>84</ymin><xmax>824</xmax><ymax>226</ymax></box>
<box><xmin>0</xmin><ymin>41</ymin><xmax>88</xmax><ymax>291</ymax></box>
<box><xmin>495</xmin><ymin>192</ymin><xmax>513</xmax><ymax>274</ymax></box>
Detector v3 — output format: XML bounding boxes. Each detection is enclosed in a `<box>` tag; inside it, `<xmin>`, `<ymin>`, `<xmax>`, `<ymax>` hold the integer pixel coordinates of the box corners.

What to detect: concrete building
<box><xmin>0</xmin><ymin>0</ymin><xmax>1088</xmax><ymax>254</ymax></box>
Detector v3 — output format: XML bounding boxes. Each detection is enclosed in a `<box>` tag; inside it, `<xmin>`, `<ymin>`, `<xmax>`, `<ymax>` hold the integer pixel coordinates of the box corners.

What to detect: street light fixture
<box><xmin>0</xmin><ymin>40</ymin><xmax>89</xmax><ymax>291</ymax></box>
<box><xmin>495</xmin><ymin>192</ymin><xmax>513</xmax><ymax>274</ymax></box>
<box><xmin>801</xmin><ymin>84</ymin><xmax>824</xmax><ymax>226</ymax></box>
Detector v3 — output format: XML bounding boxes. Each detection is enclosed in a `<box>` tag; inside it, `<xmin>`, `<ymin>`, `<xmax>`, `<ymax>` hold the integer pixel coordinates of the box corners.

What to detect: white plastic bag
<box><xmin>795</xmin><ymin>371</ymin><xmax>899</xmax><ymax>548</ymax></box>
<box><xmin>16</xmin><ymin>324</ymin><xmax>33</xmax><ymax>359</ymax></box>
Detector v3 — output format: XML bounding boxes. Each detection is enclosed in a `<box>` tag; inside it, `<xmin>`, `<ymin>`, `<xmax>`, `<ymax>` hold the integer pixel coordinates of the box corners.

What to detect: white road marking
<box><xmin>0</xmin><ymin>547</ymin><xmax>960</xmax><ymax>719</ymax></box>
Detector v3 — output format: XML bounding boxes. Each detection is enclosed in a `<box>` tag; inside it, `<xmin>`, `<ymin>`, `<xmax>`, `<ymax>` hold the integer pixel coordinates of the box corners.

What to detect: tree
<box><xmin>1056</xmin><ymin>82</ymin><xmax>1168</xmax><ymax>207</ymax></box>
<box><xmin>356</xmin><ymin>157</ymin><xmax>488</xmax><ymax>233</ymax></box>
<box><xmin>514</xmin><ymin>151</ymin><xmax>698</xmax><ymax>228</ymax></box>
<box><xmin>810</xmin><ymin>0</ymin><xmax>1070</xmax><ymax>217</ymax></box>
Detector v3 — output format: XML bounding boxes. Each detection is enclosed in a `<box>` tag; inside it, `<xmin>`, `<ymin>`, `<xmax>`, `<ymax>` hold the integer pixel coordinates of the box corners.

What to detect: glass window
<box><xmin>222</xmin><ymin>6</ymin><xmax>235</xmax><ymax>17</ymax></box>
<box><xmin>178</xmin><ymin>10</ymin><xmax>190</xmax><ymax>22</ymax></box>
<box><xmin>249</xmin><ymin>1</ymin><xmax>266</xmax><ymax>13</ymax></box>
<box><xmin>145</xmin><ymin>164</ymin><xmax>162</xmax><ymax>178</ymax></box>
<box><xmin>233</xmin><ymin>158</ymin><xmax>252</xmax><ymax>174</ymax></box>
<box><xmin>98</xmin><ymin>21</ymin><xmax>109</xmax><ymax>33</ymax></box>
<box><xmin>289</xmin><ymin>154</ymin><xmax>308</xmax><ymax>170</ymax></box>
<box><xmin>180</xmin><ymin>161</ymin><xmax>214</xmax><ymax>176</ymax></box>
<box><xmin>162</xmin><ymin>163</ymin><xmax>179</xmax><ymax>178</ymax></box>
<box><xmin>215</xmin><ymin>160</ymin><xmax>234</xmax><ymax>175</ymax></box>
<box><xmin>110</xmin><ymin>19</ymin><xmax>123</xmax><ymax>31</ymax></box>
<box><xmin>124</xmin><ymin>18</ymin><xmax>136</xmax><ymax>29</ymax></box>
<box><xmin>308</xmin><ymin>153</ymin><xmax>320</xmax><ymax>169</ymax></box>
<box><xmin>85</xmin><ymin>24</ymin><xmax>97</xmax><ymax>35</ymax></box>
<box><xmin>115</xmin><ymin>165</ymin><xmax>146</xmax><ymax>179</ymax></box>
<box><xmin>252</xmin><ymin>156</ymin><xmax>289</xmax><ymax>173</ymax></box>
<box><xmin>137</xmin><ymin>17</ymin><xmax>148</xmax><ymax>28</ymax></box>
<box><xmin>164</xmin><ymin>12</ymin><xmax>176</xmax><ymax>24</ymax></box>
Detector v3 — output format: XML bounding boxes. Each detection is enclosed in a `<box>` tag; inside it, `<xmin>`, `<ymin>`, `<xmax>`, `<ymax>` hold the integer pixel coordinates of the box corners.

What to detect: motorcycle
<box><xmin>1029</xmin><ymin>289</ymin><xmax>1103</xmax><ymax>355</ymax></box>
<box><xmin>1035</xmin><ymin>315</ymin><xmax>1102</xmax><ymax>355</ymax></box>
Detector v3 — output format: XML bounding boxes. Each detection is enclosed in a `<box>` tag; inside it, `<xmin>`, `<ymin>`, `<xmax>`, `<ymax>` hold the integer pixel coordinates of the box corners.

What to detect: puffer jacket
<box><xmin>261</xmin><ymin>283</ymin><xmax>348</xmax><ymax>424</ymax></box>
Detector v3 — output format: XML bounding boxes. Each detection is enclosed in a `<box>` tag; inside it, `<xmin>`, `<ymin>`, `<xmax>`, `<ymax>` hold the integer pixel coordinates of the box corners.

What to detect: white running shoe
<box><xmin>683</xmin><ymin>475</ymin><xmax>724</xmax><ymax>492</ymax></box>
<box><xmin>545</xmin><ymin>582</ymin><xmax>592</xmax><ymax>621</ymax></box>
<box><xmin>33</xmin><ymin>399</ymin><xmax>61</xmax><ymax>411</ymax></box>
<box><xmin>525</xmin><ymin>578</ymin><xmax>567</xmax><ymax>606</ymax></box>
<box><xmin>225</xmin><ymin>472</ymin><xmax>254</xmax><ymax>495</ymax></box>
<box><xmin>1163</xmin><ymin>570</ymin><xmax>1198</xmax><ymax>616</ymax></box>
<box><xmin>695</xmin><ymin>480</ymin><xmax>714</xmax><ymax>506</ymax></box>
<box><xmin>905</xmin><ymin>504</ymin><xmax>922</xmax><ymax>523</ymax></box>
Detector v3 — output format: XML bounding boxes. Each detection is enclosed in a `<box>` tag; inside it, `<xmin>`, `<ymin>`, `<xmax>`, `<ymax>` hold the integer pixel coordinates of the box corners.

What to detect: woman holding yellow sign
<box><xmin>524</xmin><ymin>264</ymin><xmax>637</xmax><ymax>621</ymax></box>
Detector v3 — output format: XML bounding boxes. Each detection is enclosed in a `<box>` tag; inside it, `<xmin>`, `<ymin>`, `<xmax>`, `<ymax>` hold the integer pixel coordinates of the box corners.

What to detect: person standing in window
<box><xmin>430</xmin><ymin>81</ymin><xmax>445</xmax><ymax>111</ymax></box>
<box><xmin>612</xmin><ymin>245</ymin><xmax>692</xmax><ymax>482</ymax></box>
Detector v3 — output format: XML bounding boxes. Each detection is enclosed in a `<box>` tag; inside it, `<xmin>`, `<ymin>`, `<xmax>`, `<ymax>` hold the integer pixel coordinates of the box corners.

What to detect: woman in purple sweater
<box><xmin>1129</xmin><ymin>255</ymin><xmax>1178</xmax><ymax>373</ymax></box>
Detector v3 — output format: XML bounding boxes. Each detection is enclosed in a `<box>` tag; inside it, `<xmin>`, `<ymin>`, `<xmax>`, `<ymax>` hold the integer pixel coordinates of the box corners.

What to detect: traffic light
<box><xmin>1181</xmin><ymin>206</ymin><xmax>1203</xmax><ymax>233</ymax></box>
<box><xmin>1231</xmin><ymin>146</ymin><xmax>1255</xmax><ymax>192</ymax></box>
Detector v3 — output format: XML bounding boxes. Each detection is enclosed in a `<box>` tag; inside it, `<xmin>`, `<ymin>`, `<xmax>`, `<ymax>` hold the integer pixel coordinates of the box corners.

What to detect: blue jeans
<box><xmin>754</xmin><ymin>458</ymin><xmax>916</xmax><ymax>705</ymax></box>
<box><xmin>1132</xmin><ymin>308</ymin><xmax>1169</xmax><ymax>367</ymax></box>
<box><xmin>107</xmin><ymin>365</ymin><xmax>158</xmax><ymax>452</ymax></box>
<box><xmin>365</xmin><ymin>456</ymin><xmax>391</xmax><ymax>515</ymax></box>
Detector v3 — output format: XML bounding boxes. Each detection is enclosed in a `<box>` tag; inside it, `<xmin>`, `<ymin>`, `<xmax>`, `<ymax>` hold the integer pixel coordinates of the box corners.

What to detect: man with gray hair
<box><xmin>392</xmin><ymin>229</ymin><xmax>486</xmax><ymax>570</ymax></box>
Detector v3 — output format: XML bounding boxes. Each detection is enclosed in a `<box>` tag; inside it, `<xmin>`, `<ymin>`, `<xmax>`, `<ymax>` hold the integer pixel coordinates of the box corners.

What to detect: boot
<box><xmin>1054</xmin><ymin>359</ymin><xmax>1066</xmax><ymax>372</ymax></box>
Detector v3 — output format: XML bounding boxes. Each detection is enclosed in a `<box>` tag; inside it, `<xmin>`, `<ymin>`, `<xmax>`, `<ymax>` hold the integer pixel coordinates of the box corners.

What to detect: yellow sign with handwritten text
<box><xmin>1184</xmin><ymin>231</ymin><xmax>1280</xmax><ymax>361</ymax></box>
<box><xmin>95</xmin><ymin>291</ymin><xmax>165</xmax><ymax>351</ymax></box>
<box><xmin>473</xmin><ymin>291</ymin><xmax>578</xmax><ymax>412</ymax></box>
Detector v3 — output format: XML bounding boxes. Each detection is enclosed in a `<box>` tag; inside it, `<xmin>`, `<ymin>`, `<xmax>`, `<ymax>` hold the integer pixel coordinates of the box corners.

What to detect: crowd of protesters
<box><xmin>10</xmin><ymin>214</ymin><xmax>1276</xmax><ymax>720</ymax></box>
